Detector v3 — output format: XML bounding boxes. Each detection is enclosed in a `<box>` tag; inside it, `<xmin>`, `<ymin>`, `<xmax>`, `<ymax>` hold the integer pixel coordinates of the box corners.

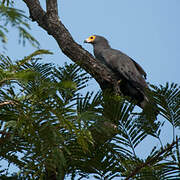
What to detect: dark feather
<box><xmin>85</xmin><ymin>35</ymin><xmax>149</xmax><ymax>108</ymax></box>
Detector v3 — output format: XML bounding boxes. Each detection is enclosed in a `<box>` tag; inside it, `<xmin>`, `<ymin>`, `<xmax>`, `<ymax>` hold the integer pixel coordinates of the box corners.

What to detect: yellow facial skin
<box><xmin>84</xmin><ymin>35</ymin><xmax>96</xmax><ymax>43</ymax></box>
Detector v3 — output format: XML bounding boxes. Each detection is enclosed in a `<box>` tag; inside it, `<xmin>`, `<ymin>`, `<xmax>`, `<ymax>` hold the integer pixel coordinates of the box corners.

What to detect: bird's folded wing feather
<box><xmin>101</xmin><ymin>49</ymin><xmax>148</xmax><ymax>90</ymax></box>
<box><xmin>131</xmin><ymin>59</ymin><xmax>147</xmax><ymax>79</ymax></box>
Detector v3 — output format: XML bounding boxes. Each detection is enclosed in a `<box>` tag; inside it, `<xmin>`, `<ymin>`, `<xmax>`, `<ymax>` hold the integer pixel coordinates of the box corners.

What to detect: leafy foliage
<box><xmin>151</xmin><ymin>83</ymin><xmax>180</xmax><ymax>129</ymax></box>
<box><xmin>0</xmin><ymin>52</ymin><xmax>179</xmax><ymax>180</ymax></box>
<box><xmin>0</xmin><ymin>0</ymin><xmax>39</xmax><ymax>47</ymax></box>
<box><xmin>0</xmin><ymin>1</ymin><xmax>179</xmax><ymax>179</ymax></box>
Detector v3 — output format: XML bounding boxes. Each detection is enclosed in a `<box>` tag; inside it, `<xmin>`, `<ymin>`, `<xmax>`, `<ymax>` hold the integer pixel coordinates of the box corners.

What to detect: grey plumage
<box><xmin>84</xmin><ymin>35</ymin><xmax>149</xmax><ymax>108</ymax></box>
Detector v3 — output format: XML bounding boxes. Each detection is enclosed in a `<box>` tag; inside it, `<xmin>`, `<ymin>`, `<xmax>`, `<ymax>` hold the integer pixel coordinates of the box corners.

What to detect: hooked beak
<box><xmin>83</xmin><ymin>38</ymin><xmax>92</xmax><ymax>43</ymax></box>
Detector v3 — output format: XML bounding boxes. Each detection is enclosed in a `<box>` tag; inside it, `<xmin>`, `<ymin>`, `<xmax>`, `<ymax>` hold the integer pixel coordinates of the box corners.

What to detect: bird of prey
<box><xmin>84</xmin><ymin>35</ymin><xmax>149</xmax><ymax>108</ymax></box>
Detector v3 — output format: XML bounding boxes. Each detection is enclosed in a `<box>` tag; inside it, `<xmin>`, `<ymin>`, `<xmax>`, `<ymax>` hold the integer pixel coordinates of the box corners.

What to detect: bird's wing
<box><xmin>131</xmin><ymin>58</ymin><xmax>147</xmax><ymax>79</ymax></box>
<box><xmin>101</xmin><ymin>49</ymin><xmax>148</xmax><ymax>90</ymax></box>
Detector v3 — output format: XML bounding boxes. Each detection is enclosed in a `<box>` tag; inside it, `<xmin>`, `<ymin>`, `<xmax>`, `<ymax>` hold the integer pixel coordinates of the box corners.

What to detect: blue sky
<box><xmin>7</xmin><ymin>0</ymin><xmax>180</xmax><ymax>85</ymax></box>
<box><xmin>1</xmin><ymin>0</ymin><xmax>180</xmax><ymax>178</ymax></box>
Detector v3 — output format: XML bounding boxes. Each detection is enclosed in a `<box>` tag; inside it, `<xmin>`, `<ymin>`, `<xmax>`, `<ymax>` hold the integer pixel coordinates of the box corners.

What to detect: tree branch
<box><xmin>23</xmin><ymin>0</ymin><xmax>45</xmax><ymax>22</ymax></box>
<box><xmin>46</xmin><ymin>0</ymin><xmax>58</xmax><ymax>15</ymax></box>
<box><xmin>21</xmin><ymin>1</ymin><xmax>145</xmax><ymax>179</ymax></box>
<box><xmin>22</xmin><ymin>0</ymin><xmax>122</xmax><ymax>146</ymax></box>
<box><xmin>22</xmin><ymin>0</ymin><xmax>121</xmax><ymax>95</ymax></box>
<box><xmin>125</xmin><ymin>139</ymin><xmax>178</xmax><ymax>180</ymax></box>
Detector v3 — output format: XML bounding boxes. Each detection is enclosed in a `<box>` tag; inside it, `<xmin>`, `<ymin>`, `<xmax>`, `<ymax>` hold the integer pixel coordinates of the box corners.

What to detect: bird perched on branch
<box><xmin>84</xmin><ymin>35</ymin><xmax>149</xmax><ymax>109</ymax></box>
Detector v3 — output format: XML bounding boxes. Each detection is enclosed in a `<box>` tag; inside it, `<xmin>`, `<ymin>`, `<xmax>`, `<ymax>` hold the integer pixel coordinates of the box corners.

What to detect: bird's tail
<box><xmin>140</xmin><ymin>92</ymin><xmax>159</xmax><ymax>119</ymax></box>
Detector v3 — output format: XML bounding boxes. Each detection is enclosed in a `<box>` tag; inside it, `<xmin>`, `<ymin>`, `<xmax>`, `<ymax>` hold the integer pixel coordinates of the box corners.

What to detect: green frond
<box><xmin>77</xmin><ymin>91</ymin><xmax>102</xmax><ymax>113</ymax></box>
<box><xmin>114</xmin><ymin>117</ymin><xmax>147</xmax><ymax>158</ymax></box>
<box><xmin>18</xmin><ymin>26</ymin><xmax>40</xmax><ymax>47</ymax></box>
<box><xmin>1</xmin><ymin>0</ymin><xmax>13</xmax><ymax>6</ymax></box>
<box><xmin>125</xmin><ymin>140</ymin><xmax>180</xmax><ymax>180</ymax></box>
<box><xmin>0</xmin><ymin>55</ymin><xmax>179</xmax><ymax>179</ymax></box>
<box><xmin>0</xmin><ymin>54</ymin><xmax>13</xmax><ymax>69</ymax></box>
<box><xmin>16</xmin><ymin>49</ymin><xmax>53</xmax><ymax>66</ymax></box>
<box><xmin>151</xmin><ymin>83</ymin><xmax>180</xmax><ymax>128</ymax></box>
<box><xmin>0</xmin><ymin>25</ymin><xmax>8</xmax><ymax>43</ymax></box>
<box><xmin>53</xmin><ymin>63</ymin><xmax>90</xmax><ymax>91</ymax></box>
<box><xmin>0</xmin><ymin>51</ymin><xmax>53</xmax><ymax>87</ymax></box>
<box><xmin>0</xmin><ymin>3</ymin><xmax>39</xmax><ymax>47</ymax></box>
<box><xmin>53</xmin><ymin>63</ymin><xmax>91</xmax><ymax>102</ymax></box>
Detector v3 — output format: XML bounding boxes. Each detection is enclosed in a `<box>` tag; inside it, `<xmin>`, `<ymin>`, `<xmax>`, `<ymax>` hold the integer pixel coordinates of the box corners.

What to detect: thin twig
<box><xmin>125</xmin><ymin>139</ymin><xmax>178</xmax><ymax>180</ymax></box>
<box><xmin>0</xmin><ymin>100</ymin><xmax>16</xmax><ymax>106</ymax></box>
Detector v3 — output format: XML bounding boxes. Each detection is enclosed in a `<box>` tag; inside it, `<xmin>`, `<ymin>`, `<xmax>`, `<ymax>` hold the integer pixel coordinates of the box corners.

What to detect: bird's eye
<box><xmin>86</xmin><ymin>35</ymin><xmax>95</xmax><ymax>42</ymax></box>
